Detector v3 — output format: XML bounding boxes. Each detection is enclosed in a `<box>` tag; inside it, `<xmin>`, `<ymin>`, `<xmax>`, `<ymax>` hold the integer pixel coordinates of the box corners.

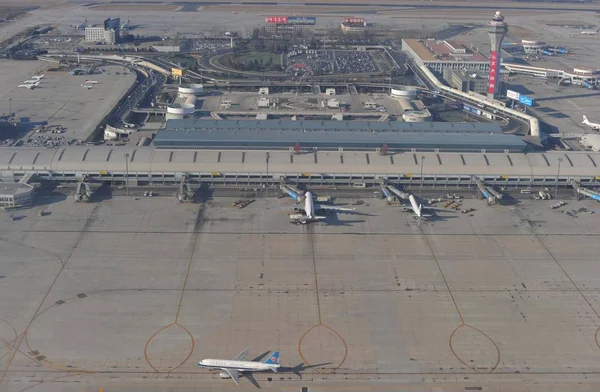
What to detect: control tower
<box><xmin>487</xmin><ymin>11</ymin><xmax>508</xmax><ymax>99</ymax></box>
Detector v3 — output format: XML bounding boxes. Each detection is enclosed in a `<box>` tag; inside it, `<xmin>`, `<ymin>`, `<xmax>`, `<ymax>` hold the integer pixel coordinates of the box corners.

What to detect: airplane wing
<box><xmin>232</xmin><ymin>346</ymin><xmax>253</xmax><ymax>361</ymax></box>
<box><xmin>224</xmin><ymin>368</ymin><xmax>240</xmax><ymax>385</ymax></box>
<box><xmin>315</xmin><ymin>204</ymin><xmax>355</xmax><ymax>212</ymax></box>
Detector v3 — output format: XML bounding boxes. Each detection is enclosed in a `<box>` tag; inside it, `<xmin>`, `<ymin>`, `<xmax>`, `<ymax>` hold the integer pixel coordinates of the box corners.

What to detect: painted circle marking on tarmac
<box><xmin>144</xmin><ymin>322</ymin><xmax>195</xmax><ymax>373</ymax></box>
<box><xmin>298</xmin><ymin>323</ymin><xmax>348</xmax><ymax>372</ymax></box>
<box><xmin>449</xmin><ymin>323</ymin><xmax>500</xmax><ymax>373</ymax></box>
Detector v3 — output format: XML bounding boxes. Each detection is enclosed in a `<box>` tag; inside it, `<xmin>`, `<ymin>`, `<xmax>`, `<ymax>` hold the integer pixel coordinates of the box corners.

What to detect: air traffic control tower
<box><xmin>487</xmin><ymin>11</ymin><xmax>508</xmax><ymax>99</ymax></box>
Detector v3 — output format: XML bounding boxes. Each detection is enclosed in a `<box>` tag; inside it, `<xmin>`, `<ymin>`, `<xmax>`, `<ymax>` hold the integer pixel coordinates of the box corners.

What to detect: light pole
<box><xmin>554</xmin><ymin>157</ymin><xmax>563</xmax><ymax>200</ymax></box>
<box><xmin>8</xmin><ymin>98</ymin><xmax>12</xmax><ymax>118</ymax></box>
<box><xmin>419</xmin><ymin>156</ymin><xmax>425</xmax><ymax>199</ymax></box>
<box><xmin>124</xmin><ymin>153</ymin><xmax>130</xmax><ymax>196</ymax></box>
<box><xmin>266</xmin><ymin>152</ymin><xmax>270</xmax><ymax>188</ymax></box>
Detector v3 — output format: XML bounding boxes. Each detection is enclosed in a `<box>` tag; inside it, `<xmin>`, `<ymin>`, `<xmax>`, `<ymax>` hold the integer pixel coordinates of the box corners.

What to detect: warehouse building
<box><xmin>443</xmin><ymin>67</ymin><xmax>505</xmax><ymax>95</ymax></box>
<box><xmin>580</xmin><ymin>134</ymin><xmax>600</xmax><ymax>152</ymax></box>
<box><xmin>84</xmin><ymin>18</ymin><xmax>120</xmax><ymax>44</ymax></box>
<box><xmin>341</xmin><ymin>17</ymin><xmax>367</xmax><ymax>33</ymax></box>
<box><xmin>402</xmin><ymin>38</ymin><xmax>490</xmax><ymax>74</ymax></box>
<box><xmin>154</xmin><ymin>119</ymin><xmax>525</xmax><ymax>152</ymax></box>
<box><xmin>265</xmin><ymin>16</ymin><xmax>316</xmax><ymax>35</ymax></box>
<box><xmin>0</xmin><ymin>183</ymin><xmax>34</xmax><ymax>208</ymax></box>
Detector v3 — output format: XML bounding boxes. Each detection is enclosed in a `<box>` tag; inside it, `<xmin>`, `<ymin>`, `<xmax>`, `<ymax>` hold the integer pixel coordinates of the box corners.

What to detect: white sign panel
<box><xmin>507</xmin><ymin>90</ymin><xmax>521</xmax><ymax>100</ymax></box>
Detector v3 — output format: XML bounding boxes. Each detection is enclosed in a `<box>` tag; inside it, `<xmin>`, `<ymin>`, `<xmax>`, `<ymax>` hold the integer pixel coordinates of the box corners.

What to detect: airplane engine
<box><xmin>219</xmin><ymin>372</ymin><xmax>231</xmax><ymax>379</ymax></box>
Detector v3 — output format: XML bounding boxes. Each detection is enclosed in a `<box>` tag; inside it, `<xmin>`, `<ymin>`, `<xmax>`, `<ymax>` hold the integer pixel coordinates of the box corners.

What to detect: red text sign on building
<box><xmin>343</xmin><ymin>17</ymin><xmax>365</xmax><ymax>24</ymax></box>
<box><xmin>487</xmin><ymin>50</ymin><xmax>499</xmax><ymax>95</ymax></box>
<box><xmin>265</xmin><ymin>16</ymin><xmax>289</xmax><ymax>24</ymax></box>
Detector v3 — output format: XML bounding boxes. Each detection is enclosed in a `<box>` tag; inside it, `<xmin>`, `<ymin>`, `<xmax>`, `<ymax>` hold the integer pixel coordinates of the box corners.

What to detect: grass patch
<box><xmin>217</xmin><ymin>51</ymin><xmax>282</xmax><ymax>72</ymax></box>
<box><xmin>238</xmin><ymin>51</ymin><xmax>281</xmax><ymax>66</ymax></box>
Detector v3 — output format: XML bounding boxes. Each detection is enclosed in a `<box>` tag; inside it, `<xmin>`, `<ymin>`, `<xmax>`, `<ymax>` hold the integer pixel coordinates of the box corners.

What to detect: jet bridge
<box><xmin>379</xmin><ymin>178</ymin><xmax>393</xmax><ymax>201</ymax></box>
<box><xmin>279</xmin><ymin>183</ymin><xmax>303</xmax><ymax>203</ymax></box>
<box><xmin>74</xmin><ymin>175</ymin><xmax>93</xmax><ymax>202</ymax></box>
<box><xmin>472</xmin><ymin>176</ymin><xmax>501</xmax><ymax>204</ymax></box>
<box><xmin>379</xmin><ymin>178</ymin><xmax>409</xmax><ymax>205</ymax></box>
<box><xmin>177</xmin><ymin>175</ymin><xmax>196</xmax><ymax>202</ymax></box>
<box><xmin>570</xmin><ymin>179</ymin><xmax>600</xmax><ymax>202</ymax></box>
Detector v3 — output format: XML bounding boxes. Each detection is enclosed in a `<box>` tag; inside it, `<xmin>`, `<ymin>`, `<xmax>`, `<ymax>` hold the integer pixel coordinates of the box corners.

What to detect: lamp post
<box><xmin>554</xmin><ymin>157</ymin><xmax>563</xmax><ymax>200</ymax></box>
<box><xmin>266</xmin><ymin>152</ymin><xmax>270</xmax><ymax>188</ymax></box>
<box><xmin>124</xmin><ymin>153</ymin><xmax>130</xmax><ymax>196</ymax></box>
<box><xmin>419</xmin><ymin>155</ymin><xmax>425</xmax><ymax>199</ymax></box>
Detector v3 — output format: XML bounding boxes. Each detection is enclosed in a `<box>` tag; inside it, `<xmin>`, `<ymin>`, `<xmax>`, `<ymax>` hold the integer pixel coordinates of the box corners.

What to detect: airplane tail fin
<box><xmin>583</xmin><ymin>115</ymin><xmax>589</xmax><ymax>123</ymax></box>
<box><xmin>264</xmin><ymin>351</ymin><xmax>280</xmax><ymax>366</ymax></box>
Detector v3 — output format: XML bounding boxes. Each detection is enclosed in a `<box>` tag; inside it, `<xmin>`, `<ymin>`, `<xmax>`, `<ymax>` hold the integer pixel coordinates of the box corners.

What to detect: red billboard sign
<box><xmin>343</xmin><ymin>17</ymin><xmax>365</xmax><ymax>24</ymax></box>
<box><xmin>487</xmin><ymin>50</ymin><xmax>498</xmax><ymax>95</ymax></box>
<box><xmin>265</xmin><ymin>16</ymin><xmax>288</xmax><ymax>24</ymax></box>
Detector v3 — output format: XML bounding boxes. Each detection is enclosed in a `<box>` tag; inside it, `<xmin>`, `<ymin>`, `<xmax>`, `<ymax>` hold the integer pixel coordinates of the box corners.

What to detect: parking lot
<box><xmin>286</xmin><ymin>49</ymin><xmax>378</xmax><ymax>75</ymax></box>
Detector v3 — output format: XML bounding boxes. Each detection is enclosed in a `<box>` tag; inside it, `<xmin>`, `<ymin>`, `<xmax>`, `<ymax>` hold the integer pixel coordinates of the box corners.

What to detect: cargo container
<box><xmin>316</xmin><ymin>196</ymin><xmax>332</xmax><ymax>203</ymax></box>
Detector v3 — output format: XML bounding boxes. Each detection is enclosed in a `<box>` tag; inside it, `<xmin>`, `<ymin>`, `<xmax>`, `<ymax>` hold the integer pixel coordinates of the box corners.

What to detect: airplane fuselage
<box><xmin>305</xmin><ymin>191</ymin><xmax>315</xmax><ymax>218</ymax></box>
<box><xmin>198</xmin><ymin>359</ymin><xmax>279</xmax><ymax>373</ymax></box>
<box><xmin>583</xmin><ymin>115</ymin><xmax>600</xmax><ymax>130</ymax></box>
<box><xmin>409</xmin><ymin>194</ymin><xmax>422</xmax><ymax>217</ymax></box>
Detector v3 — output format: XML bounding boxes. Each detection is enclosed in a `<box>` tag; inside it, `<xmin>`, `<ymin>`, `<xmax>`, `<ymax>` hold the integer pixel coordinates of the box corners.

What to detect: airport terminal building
<box><xmin>1</xmin><ymin>147</ymin><xmax>599</xmax><ymax>190</ymax></box>
<box><xmin>154</xmin><ymin>119</ymin><xmax>525</xmax><ymax>152</ymax></box>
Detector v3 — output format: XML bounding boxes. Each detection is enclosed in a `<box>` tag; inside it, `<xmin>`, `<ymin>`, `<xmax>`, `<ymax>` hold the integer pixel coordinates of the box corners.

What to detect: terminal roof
<box><xmin>164</xmin><ymin>119</ymin><xmax>503</xmax><ymax>134</ymax></box>
<box><xmin>1</xmin><ymin>147</ymin><xmax>599</xmax><ymax>178</ymax></box>
<box><xmin>154</xmin><ymin>127</ymin><xmax>525</xmax><ymax>152</ymax></box>
<box><xmin>157</xmin><ymin>119</ymin><xmax>518</xmax><ymax>151</ymax></box>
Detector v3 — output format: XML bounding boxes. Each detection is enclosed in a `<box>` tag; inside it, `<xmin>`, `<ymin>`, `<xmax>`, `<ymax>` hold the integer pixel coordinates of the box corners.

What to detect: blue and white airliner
<box><xmin>198</xmin><ymin>347</ymin><xmax>280</xmax><ymax>385</ymax></box>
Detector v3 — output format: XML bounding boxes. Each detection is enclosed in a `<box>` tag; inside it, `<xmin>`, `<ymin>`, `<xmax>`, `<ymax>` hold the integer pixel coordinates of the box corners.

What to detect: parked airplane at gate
<box><xmin>381</xmin><ymin>182</ymin><xmax>433</xmax><ymax>220</ymax></box>
<box><xmin>407</xmin><ymin>194</ymin><xmax>432</xmax><ymax>219</ymax></box>
<box><xmin>198</xmin><ymin>347</ymin><xmax>280</xmax><ymax>385</ymax></box>
<box><xmin>281</xmin><ymin>185</ymin><xmax>355</xmax><ymax>224</ymax></box>
<box><xmin>31</xmin><ymin>74</ymin><xmax>44</xmax><ymax>80</ymax></box>
<box><xmin>583</xmin><ymin>115</ymin><xmax>600</xmax><ymax>130</ymax></box>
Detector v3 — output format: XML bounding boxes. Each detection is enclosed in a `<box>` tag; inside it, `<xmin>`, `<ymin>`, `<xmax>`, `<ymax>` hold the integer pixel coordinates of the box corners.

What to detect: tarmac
<box><xmin>0</xmin><ymin>62</ymin><xmax>136</xmax><ymax>143</ymax></box>
<box><xmin>2</xmin><ymin>190</ymin><xmax>600</xmax><ymax>391</ymax></box>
